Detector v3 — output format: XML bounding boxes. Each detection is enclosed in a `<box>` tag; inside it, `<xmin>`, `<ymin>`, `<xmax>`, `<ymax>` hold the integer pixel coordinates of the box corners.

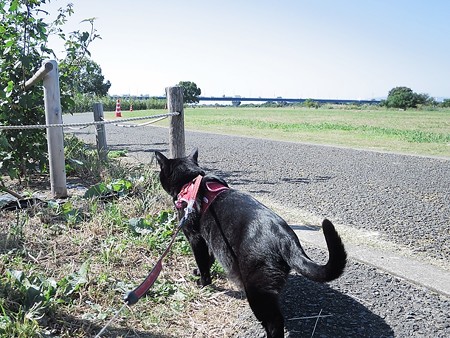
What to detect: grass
<box><xmin>2</xmin><ymin>105</ymin><xmax>448</xmax><ymax>336</ymax></box>
<box><xmin>106</xmin><ymin>106</ymin><xmax>450</xmax><ymax>157</ymax></box>
<box><xmin>0</xmin><ymin>136</ymin><xmax>251</xmax><ymax>337</ymax></box>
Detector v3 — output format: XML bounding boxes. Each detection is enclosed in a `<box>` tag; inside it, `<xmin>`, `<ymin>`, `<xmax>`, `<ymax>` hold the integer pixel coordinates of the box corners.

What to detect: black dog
<box><xmin>155</xmin><ymin>149</ymin><xmax>347</xmax><ymax>338</ymax></box>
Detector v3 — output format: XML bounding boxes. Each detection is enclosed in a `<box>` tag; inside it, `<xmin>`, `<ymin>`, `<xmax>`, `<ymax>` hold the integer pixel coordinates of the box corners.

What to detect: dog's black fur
<box><xmin>155</xmin><ymin>149</ymin><xmax>347</xmax><ymax>338</ymax></box>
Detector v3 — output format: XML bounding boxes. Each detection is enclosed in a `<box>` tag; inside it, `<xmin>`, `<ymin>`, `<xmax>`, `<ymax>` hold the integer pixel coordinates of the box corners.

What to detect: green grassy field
<box><xmin>106</xmin><ymin>106</ymin><xmax>450</xmax><ymax>157</ymax></box>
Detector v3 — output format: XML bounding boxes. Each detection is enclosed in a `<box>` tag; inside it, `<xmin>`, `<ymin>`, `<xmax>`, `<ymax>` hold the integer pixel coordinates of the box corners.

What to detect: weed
<box><xmin>0</xmin><ymin>262</ymin><xmax>95</xmax><ymax>336</ymax></box>
<box><xmin>108</xmin><ymin>150</ymin><xmax>127</xmax><ymax>159</ymax></box>
<box><xmin>57</xmin><ymin>261</ymin><xmax>90</xmax><ymax>300</ymax></box>
<box><xmin>0</xmin><ymin>211</ymin><xmax>27</xmax><ymax>252</ymax></box>
<box><xmin>84</xmin><ymin>178</ymin><xmax>133</xmax><ymax>199</ymax></box>
<box><xmin>149</xmin><ymin>279</ymin><xmax>178</xmax><ymax>303</ymax></box>
<box><xmin>103</xmin><ymin>203</ymin><xmax>125</xmax><ymax>228</ymax></box>
<box><xmin>64</xmin><ymin>135</ymin><xmax>102</xmax><ymax>182</ymax></box>
<box><xmin>0</xmin><ymin>137</ymin><xmax>239</xmax><ymax>337</ymax></box>
<box><xmin>211</xmin><ymin>261</ymin><xmax>226</xmax><ymax>278</ymax></box>
<box><xmin>100</xmin><ymin>237</ymin><xmax>128</xmax><ymax>265</ymax></box>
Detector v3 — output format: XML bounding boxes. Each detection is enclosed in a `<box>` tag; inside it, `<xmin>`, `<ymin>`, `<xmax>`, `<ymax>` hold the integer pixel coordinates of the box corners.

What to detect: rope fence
<box><xmin>112</xmin><ymin>115</ymin><xmax>169</xmax><ymax>128</ymax></box>
<box><xmin>0</xmin><ymin>112</ymin><xmax>180</xmax><ymax>130</ymax></box>
<box><xmin>3</xmin><ymin>59</ymin><xmax>186</xmax><ymax>199</ymax></box>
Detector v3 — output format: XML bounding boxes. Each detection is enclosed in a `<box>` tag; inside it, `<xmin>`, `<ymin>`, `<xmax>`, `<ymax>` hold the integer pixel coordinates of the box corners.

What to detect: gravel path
<box><xmin>66</xmin><ymin>114</ymin><xmax>450</xmax><ymax>337</ymax></box>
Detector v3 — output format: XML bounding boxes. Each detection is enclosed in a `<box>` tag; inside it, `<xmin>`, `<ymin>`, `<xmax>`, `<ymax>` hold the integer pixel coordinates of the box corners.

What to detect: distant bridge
<box><xmin>114</xmin><ymin>95</ymin><xmax>380</xmax><ymax>105</ymax></box>
<box><xmin>193</xmin><ymin>96</ymin><xmax>380</xmax><ymax>105</ymax></box>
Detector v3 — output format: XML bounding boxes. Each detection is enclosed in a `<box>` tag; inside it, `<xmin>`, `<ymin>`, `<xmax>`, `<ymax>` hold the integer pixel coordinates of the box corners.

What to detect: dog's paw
<box><xmin>192</xmin><ymin>268</ymin><xmax>212</xmax><ymax>286</ymax></box>
<box><xmin>197</xmin><ymin>275</ymin><xmax>212</xmax><ymax>287</ymax></box>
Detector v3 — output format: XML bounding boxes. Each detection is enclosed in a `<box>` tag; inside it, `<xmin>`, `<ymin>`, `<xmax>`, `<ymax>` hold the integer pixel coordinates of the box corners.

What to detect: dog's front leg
<box><xmin>183</xmin><ymin>230</ymin><xmax>214</xmax><ymax>286</ymax></box>
<box><xmin>192</xmin><ymin>236</ymin><xmax>215</xmax><ymax>286</ymax></box>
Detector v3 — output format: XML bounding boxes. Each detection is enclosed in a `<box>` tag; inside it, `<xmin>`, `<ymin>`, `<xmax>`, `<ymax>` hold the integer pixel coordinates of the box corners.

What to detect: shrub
<box><xmin>384</xmin><ymin>87</ymin><xmax>436</xmax><ymax>109</ymax></box>
<box><xmin>303</xmin><ymin>98</ymin><xmax>320</xmax><ymax>109</ymax></box>
<box><xmin>0</xmin><ymin>1</ymin><xmax>100</xmax><ymax>179</ymax></box>
<box><xmin>441</xmin><ymin>99</ymin><xmax>450</xmax><ymax>108</ymax></box>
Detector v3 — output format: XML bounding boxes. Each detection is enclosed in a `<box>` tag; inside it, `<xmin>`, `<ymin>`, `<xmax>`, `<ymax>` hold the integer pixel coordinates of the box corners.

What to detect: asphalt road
<box><xmin>65</xmin><ymin>113</ymin><xmax>449</xmax><ymax>337</ymax></box>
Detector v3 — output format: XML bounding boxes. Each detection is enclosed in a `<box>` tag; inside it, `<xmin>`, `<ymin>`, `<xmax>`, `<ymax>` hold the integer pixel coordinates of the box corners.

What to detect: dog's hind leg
<box><xmin>245</xmin><ymin>282</ymin><xmax>285</xmax><ymax>338</ymax></box>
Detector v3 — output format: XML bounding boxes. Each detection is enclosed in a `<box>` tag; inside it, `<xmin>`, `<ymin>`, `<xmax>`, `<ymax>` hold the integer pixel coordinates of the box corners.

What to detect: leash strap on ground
<box><xmin>94</xmin><ymin>302</ymin><xmax>128</xmax><ymax>338</ymax></box>
<box><xmin>95</xmin><ymin>218</ymin><xmax>183</xmax><ymax>337</ymax></box>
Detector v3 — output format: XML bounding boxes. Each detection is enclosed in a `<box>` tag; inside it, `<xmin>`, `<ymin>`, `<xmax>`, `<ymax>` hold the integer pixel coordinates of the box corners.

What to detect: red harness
<box><xmin>175</xmin><ymin>175</ymin><xmax>229</xmax><ymax>214</ymax></box>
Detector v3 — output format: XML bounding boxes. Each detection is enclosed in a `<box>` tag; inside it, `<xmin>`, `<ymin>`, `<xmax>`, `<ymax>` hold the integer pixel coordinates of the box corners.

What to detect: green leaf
<box><xmin>7</xmin><ymin>269</ymin><xmax>24</xmax><ymax>283</ymax></box>
<box><xmin>4</xmin><ymin>81</ymin><xmax>14</xmax><ymax>96</ymax></box>
<box><xmin>128</xmin><ymin>218</ymin><xmax>154</xmax><ymax>235</ymax></box>
<box><xmin>57</xmin><ymin>261</ymin><xmax>89</xmax><ymax>297</ymax></box>
<box><xmin>9</xmin><ymin>0</ymin><xmax>19</xmax><ymax>12</ymax></box>
<box><xmin>84</xmin><ymin>182</ymin><xmax>108</xmax><ymax>198</ymax></box>
<box><xmin>108</xmin><ymin>150</ymin><xmax>127</xmax><ymax>159</ymax></box>
<box><xmin>108</xmin><ymin>178</ymin><xmax>133</xmax><ymax>196</ymax></box>
<box><xmin>80</xmin><ymin>31</ymin><xmax>89</xmax><ymax>42</ymax></box>
<box><xmin>47</xmin><ymin>200</ymin><xmax>59</xmax><ymax>209</ymax></box>
<box><xmin>61</xmin><ymin>201</ymin><xmax>73</xmax><ymax>215</ymax></box>
<box><xmin>5</xmin><ymin>39</ymin><xmax>14</xmax><ymax>48</ymax></box>
<box><xmin>0</xmin><ymin>134</ymin><xmax>11</xmax><ymax>149</ymax></box>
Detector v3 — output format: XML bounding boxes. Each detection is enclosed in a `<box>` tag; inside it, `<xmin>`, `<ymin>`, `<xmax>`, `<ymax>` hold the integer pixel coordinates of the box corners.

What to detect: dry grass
<box><xmin>0</xmin><ymin>162</ymin><xmax>258</xmax><ymax>337</ymax></box>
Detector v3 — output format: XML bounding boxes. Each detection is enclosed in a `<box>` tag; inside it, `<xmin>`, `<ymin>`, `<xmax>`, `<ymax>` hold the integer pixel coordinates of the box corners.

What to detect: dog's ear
<box><xmin>188</xmin><ymin>147</ymin><xmax>199</xmax><ymax>164</ymax></box>
<box><xmin>155</xmin><ymin>151</ymin><xmax>168</xmax><ymax>169</ymax></box>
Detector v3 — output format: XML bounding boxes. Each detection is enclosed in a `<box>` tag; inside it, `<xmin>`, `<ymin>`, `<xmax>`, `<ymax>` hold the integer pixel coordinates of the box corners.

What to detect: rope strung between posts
<box><xmin>111</xmin><ymin>115</ymin><xmax>169</xmax><ymax>128</ymax></box>
<box><xmin>0</xmin><ymin>112</ymin><xmax>180</xmax><ymax>130</ymax></box>
<box><xmin>65</xmin><ymin>115</ymin><xmax>168</xmax><ymax>129</ymax></box>
<box><xmin>64</xmin><ymin>125</ymin><xmax>91</xmax><ymax>130</ymax></box>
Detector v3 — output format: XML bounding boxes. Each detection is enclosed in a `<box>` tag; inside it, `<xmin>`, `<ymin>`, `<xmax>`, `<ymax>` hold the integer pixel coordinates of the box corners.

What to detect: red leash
<box><xmin>95</xmin><ymin>175</ymin><xmax>203</xmax><ymax>337</ymax></box>
<box><xmin>125</xmin><ymin>175</ymin><xmax>203</xmax><ymax>305</ymax></box>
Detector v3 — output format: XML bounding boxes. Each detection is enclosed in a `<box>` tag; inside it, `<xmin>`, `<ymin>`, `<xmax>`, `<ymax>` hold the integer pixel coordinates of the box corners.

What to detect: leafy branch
<box><xmin>0</xmin><ymin>0</ymin><xmax>102</xmax><ymax>180</ymax></box>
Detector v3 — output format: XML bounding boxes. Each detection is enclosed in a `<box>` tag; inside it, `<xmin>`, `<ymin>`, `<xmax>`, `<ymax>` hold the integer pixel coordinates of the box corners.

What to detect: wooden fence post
<box><xmin>93</xmin><ymin>103</ymin><xmax>108</xmax><ymax>162</ymax></box>
<box><xmin>43</xmin><ymin>60</ymin><xmax>67</xmax><ymax>198</ymax></box>
<box><xmin>166</xmin><ymin>86</ymin><xmax>185</xmax><ymax>158</ymax></box>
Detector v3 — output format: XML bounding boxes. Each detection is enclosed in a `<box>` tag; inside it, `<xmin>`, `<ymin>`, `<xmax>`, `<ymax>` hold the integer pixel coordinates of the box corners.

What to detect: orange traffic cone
<box><xmin>115</xmin><ymin>99</ymin><xmax>122</xmax><ymax>117</ymax></box>
<box><xmin>130</xmin><ymin>104</ymin><xmax>133</xmax><ymax>112</ymax></box>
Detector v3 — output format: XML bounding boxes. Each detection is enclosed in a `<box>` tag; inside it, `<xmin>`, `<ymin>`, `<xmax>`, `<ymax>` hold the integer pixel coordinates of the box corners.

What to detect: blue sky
<box><xmin>42</xmin><ymin>0</ymin><xmax>450</xmax><ymax>99</ymax></box>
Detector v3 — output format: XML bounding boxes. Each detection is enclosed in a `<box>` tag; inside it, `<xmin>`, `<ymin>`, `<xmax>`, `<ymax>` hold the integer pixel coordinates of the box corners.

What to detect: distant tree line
<box><xmin>69</xmin><ymin>81</ymin><xmax>204</xmax><ymax>112</ymax></box>
<box><xmin>70</xmin><ymin>94</ymin><xmax>166</xmax><ymax>113</ymax></box>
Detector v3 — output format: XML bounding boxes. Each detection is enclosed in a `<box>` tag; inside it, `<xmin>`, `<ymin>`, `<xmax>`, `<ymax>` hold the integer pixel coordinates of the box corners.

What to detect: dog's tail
<box><xmin>286</xmin><ymin>219</ymin><xmax>347</xmax><ymax>282</ymax></box>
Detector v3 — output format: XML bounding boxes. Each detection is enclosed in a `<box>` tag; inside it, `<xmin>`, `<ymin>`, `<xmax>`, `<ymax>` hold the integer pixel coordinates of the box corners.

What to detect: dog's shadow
<box><xmin>280</xmin><ymin>274</ymin><xmax>394</xmax><ymax>337</ymax></box>
<box><xmin>203</xmin><ymin>167</ymin><xmax>277</xmax><ymax>195</ymax></box>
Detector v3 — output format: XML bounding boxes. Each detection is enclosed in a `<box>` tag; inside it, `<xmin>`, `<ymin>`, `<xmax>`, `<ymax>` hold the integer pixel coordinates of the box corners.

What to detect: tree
<box><xmin>384</xmin><ymin>86</ymin><xmax>435</xmax><ymax>109</ymax></box>
<box><xmin>70</xmin><ymin>57</ymin><xmax>111</xmax><ymax>96</ymax></box>
<box><xmin>303</xmin><ymin>98</ymin><xmax>320</xmax><ymax>109</ymax></box>
<box><xmin>384</xmin><ymin>87</ymin><xmax>416</xmax><ymax>109</ymax></box>
<box><xmin>441</xmin><ymin>99</ymin><xmax>450</xmax><ymax>108</ymax></box>
<box><xmin>178</xmin><ymin>81</ymin><xmax>201</xmax><ymax>104</ymax></box>
<box><xmin>0</xmin><ymin>0</ymin><xmax>100</xmax><ymax>179</ymax></box>
<box><xmin>415</xmin><ymin>93</ymin><xmax>436</xmax><ymax>106</ymax></box>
